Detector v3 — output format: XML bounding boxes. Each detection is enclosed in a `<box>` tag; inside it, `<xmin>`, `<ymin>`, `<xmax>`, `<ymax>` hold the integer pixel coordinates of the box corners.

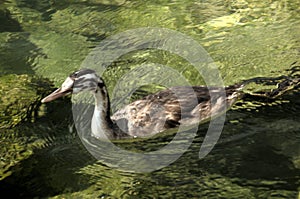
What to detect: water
<box><xmin>0</xmin><ymin>0</ymin><xmax>299</xmax><ymax>198</ymax></box>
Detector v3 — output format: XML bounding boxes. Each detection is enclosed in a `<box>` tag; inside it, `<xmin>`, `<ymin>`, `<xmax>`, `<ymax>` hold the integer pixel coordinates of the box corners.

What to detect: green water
<box><xmin>0</xmin><ymin>0</ymin><xmax>300</xmax><ymax>198</ymax></box>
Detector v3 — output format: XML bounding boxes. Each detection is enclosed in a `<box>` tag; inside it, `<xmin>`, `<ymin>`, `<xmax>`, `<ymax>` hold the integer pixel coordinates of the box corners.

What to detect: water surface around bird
<box><xmin>0</xmin><ymin>0</ymin><xmax>300</xmax><ymax>198</ymax></box>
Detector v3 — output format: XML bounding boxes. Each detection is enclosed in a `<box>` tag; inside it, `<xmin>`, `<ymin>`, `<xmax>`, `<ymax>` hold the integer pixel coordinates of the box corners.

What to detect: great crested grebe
<box><xmin>41</xmin><ymin>69</ymin><xmax>246</xmax><ymax>139</ymax></box>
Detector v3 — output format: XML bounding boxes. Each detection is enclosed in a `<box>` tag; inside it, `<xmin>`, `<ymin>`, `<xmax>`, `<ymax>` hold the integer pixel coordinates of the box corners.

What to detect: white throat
<box><xmin>91</xmin><ymin>90</ymin><xmax>114</xmax><ymax>139</ymax></box>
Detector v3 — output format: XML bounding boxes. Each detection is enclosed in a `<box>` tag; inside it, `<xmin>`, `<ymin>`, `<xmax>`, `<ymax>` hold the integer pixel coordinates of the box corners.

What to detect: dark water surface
<box><xmin>0</xmin><ymin>0</ymin><xmax>299</xmax><ymax>198</ymax></box>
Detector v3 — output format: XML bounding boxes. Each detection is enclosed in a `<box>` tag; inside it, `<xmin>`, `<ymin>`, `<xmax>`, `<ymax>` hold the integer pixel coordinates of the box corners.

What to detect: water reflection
<box><xmin>0</xmin><ymin>0</ymin><xmax>299</xmax><ymax>197</ymax></box>
<box><xmin>0</xmin><ymin>91</ymin><xmax>299</xmax><ymax>198</ymax></box>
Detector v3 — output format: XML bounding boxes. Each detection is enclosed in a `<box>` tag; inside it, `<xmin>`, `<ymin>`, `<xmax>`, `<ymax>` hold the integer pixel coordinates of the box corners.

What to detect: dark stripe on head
<box><xmin>70</xmin><ymin>69</ymin><xmax>96</xmax><ymax>78</ymax></box>
<box><xmin>76</xmin><ymin>78</ymin><xmax>96</xmax><ymax>84</ymax></box>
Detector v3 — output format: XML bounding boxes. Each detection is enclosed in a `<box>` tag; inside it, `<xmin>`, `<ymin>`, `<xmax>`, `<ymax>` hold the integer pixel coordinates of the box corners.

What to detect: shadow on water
<box><xmin>0</xmin><ymin>3</ymin><xmax>45</xmax><ymax>75</ymax></box>
<box><xmin>216</xmin><ymin>93</ymin><xmax>299</xmax><ymax>185</ymax></box>
<box><xmin>0</xmin><ymin>138</ymin><xmax>96</xmax><ymax>198</ymax></box>
<box><xmin>0</xmin><ymin>62</ymin><xmax>299</xmax><ymax>198</ymax></box>
<box><xmin>0</xmin><ymin>31</ymin><xmax>43</xmax><ymax>75</ymax></box>
<box><xmin>0</xmin><ymin>9</ymin><xmax>22</xmax><ymax>32</ymax></box>
<box><xmin>0</xmin><ymin>98</ymin><xmax>96</xmax><ymax>198</ymax></box>
<box><xmin>0</xmin><ymin>89</ymin><xmax>299</xmax><ymax>198</ymax></box>
<box><xmin>127</xmin><ymin>92</ymin><xmax>300</xmax><ymax>198</ymax></box>
<box><xmin>0</xmin><ymin>0</ymin><xmax>299</xmax><ymax>196</ymax></box>
<box><xmin>15</xmin><ymin>0</ymin><xmax>123</xmax><ymax>21</ymax></box>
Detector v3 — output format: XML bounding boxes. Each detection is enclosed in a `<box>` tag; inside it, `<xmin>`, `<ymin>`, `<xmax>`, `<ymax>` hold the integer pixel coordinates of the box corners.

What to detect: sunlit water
<box><xmin>0</xmin><ymin>0</ymin><xmax>299</xmax><ymax>198</ymax></box>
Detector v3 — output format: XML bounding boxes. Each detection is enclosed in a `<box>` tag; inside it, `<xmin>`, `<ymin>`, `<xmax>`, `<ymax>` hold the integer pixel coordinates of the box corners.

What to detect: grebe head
<box><xmin>41</xmin><ymin>69</ymin><xmax>103</xmax><ymax>103</ymax></box>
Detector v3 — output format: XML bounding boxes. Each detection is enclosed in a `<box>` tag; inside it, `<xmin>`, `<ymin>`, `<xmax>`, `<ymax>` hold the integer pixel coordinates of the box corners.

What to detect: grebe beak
<box><xmin>41</xmin><ymin>87</ymin><xmax>72</xmax><ymax>103</ymax></box>
<box><xmin>41</xmin><ymin>77</ymin><xmax>74</xmax><ymax>103</ymax></box>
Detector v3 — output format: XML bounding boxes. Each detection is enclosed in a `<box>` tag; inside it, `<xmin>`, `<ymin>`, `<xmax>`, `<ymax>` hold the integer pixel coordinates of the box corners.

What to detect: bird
<box><xmin>41</xmin><ymin>69</ymin><xmax>244</xmax><ymax>139</ymax></box>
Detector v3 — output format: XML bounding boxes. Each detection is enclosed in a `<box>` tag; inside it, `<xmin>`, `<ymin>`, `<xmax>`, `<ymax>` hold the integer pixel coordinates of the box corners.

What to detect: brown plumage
<box><xmin>111</xmin><ymin>85</ymin><xmax>242</xmax><ymax>137</ymax></box>
<box><xmin>41</xmin><ymin>69</ymin><xmax>243</xmax><ymax>139</ymax></box>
